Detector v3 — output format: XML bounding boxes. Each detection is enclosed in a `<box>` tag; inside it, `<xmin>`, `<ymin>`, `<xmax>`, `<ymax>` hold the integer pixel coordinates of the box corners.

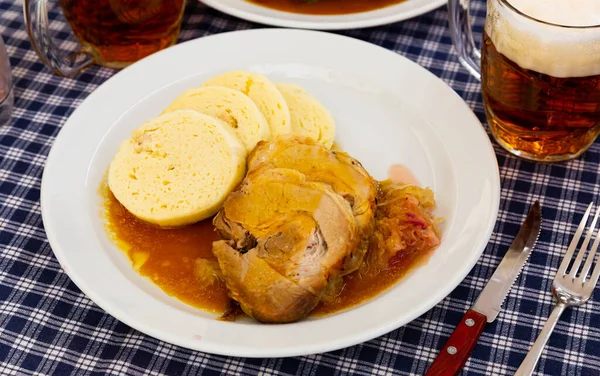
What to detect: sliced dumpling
<box><xmin>162</xmin><ymin>86</ymin><xmax>271</xmax><ymax>152</ymax></box>
<box><xmin>203</xmin><ymin>70</ymin><xmax>291</xmax><ymax>136</ymax></box>
<box><xmin>108</xmin><ymin>110</ymin><xmax>247</xmax><ymax>227</ymax></box>
<box><xmin>276</xmin><ymin>83</ymin><xmax>336</xmax><ymax>148</ymax></box>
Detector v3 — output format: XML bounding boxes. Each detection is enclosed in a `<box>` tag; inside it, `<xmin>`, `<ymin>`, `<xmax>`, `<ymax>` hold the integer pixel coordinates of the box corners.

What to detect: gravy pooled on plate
<box><xmin>102</xmin><ymin>184</ymin><xmax>230</xmax><ymax>313</ymax></box>
<box><xmin>246</xmin><ymin>0</ymin><xmax>407</xmax><ymax>15</ymax></box>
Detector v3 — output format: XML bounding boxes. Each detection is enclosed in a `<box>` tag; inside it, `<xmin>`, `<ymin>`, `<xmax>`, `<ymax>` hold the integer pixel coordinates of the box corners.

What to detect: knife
<box><xmin>425</xmin><ymin>201</ymin><xmax>542</xmax><ymax>376</ymax></box>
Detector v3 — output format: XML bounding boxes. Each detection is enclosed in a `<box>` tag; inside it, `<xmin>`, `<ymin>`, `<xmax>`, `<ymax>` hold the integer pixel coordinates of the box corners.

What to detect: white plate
<box><xmin>200</xmin><ymin>0</ymin><xmax>446</xmax><ymax>29</ymax></box>
<box><xmin>41</xmin><ymin>29</ymin><xmax>499</xmax><ymax>358</ymax></box>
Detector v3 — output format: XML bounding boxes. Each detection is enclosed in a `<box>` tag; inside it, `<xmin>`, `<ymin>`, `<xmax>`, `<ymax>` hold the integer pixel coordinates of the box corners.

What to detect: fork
<box><xmin>515</xmin><ymin>202</ymin><xmax>600</xmax><ymax>375</ymax></box>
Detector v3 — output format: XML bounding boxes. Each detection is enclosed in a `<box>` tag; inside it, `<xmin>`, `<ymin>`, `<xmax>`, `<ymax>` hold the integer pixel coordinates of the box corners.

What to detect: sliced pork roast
<box><xmin>247</xmin><ymin>137</ymin><xmax>378</xmax><ymax>275</ymax></box>
<box><xmin>212</xmin><ymin>167</ymin><xmax>360</xmax><ymax>323</ymax></box>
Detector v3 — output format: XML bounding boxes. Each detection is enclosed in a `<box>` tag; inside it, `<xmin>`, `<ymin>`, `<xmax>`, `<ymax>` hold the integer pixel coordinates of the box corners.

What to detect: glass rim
<box><xmin>499</xmin><ymin>0</ymin><xmax>600</xmax><ymax>29</ymax></box>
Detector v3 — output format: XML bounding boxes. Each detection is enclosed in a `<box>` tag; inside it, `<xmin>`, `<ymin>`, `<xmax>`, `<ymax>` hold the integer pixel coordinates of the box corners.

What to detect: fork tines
<box><xmin>560</xmin><ymin>202</ymin><xmax>600</xmax><ymax>288</ymax></box>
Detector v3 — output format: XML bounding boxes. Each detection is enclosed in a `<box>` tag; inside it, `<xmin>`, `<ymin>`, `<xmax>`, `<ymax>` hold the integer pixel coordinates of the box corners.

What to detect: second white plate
<box><xmin>200</xmin><ymin>0</ymin><xmax>446</xmax><ymax>29</ymax></box>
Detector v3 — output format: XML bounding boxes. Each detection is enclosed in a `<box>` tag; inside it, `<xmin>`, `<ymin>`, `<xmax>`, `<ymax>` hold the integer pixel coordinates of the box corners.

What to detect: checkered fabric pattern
<box><xmin>1</xmin><ymin>0</ymin><xmax>599</xmax><ymax>375</ymax></box>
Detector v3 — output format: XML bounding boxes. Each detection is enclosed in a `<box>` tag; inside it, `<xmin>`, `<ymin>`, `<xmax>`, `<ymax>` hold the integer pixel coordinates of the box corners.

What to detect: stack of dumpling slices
<box><xmin>108</xmin><ymin>70</ymin><xmax>336</xmax><ymax>227</ymax></box>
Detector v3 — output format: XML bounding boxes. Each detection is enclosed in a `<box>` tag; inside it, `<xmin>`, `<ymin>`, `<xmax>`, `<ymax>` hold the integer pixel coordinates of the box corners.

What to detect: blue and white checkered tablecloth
<box><xmin>1</xmin><ymin>0</ymin><xmax>599</xmax><ymax>375</ymax></box>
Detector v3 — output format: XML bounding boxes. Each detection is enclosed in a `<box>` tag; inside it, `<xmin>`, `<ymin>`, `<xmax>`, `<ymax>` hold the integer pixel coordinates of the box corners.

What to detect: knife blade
<box><xmin>425</xmin><ymin>201</ymin><xmax>541</xmax><ymax>376</ymax></box>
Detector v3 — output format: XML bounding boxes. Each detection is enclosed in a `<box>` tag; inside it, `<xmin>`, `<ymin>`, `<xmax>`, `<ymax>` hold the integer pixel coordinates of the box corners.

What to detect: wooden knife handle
<box><xmin>425</xmin><ymin>309</ymin><xmax>488</xmax><ymax>376</ymax></box>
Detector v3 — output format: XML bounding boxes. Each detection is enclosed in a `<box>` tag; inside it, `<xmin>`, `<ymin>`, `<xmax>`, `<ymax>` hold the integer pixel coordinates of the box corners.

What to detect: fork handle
<box><xmin>515</xmin><ymin>302</ymin><xmax>567</xmax><ymax>376</ymax></box>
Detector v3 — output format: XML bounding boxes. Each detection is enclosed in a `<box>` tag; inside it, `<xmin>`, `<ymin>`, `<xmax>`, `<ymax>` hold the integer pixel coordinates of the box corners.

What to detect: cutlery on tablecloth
<box><xmin>425</xmin><ymin>201</ymin><xmax>541</xmax><ymax>376</ymax></box>
<box><xmin>515</xmin><ymin>202</ymin><xmax>600</xmax><ymax>375</ymax></box>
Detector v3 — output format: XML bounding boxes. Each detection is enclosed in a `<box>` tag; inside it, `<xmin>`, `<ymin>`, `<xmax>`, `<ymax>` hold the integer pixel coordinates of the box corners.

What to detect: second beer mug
<box><xmin>24</xmin><ymin>0</ymin><xmax>185</xmax><ymax>77</ymax></box>
<box><xmin>449</xmin><ymin>0</ymin><xmax>600</xmax><ymax>162</ymax></box>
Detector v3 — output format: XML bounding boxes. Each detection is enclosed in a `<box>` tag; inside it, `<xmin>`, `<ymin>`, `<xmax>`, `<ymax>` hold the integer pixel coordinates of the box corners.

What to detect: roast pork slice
<box><xmin>212</xmin><ymin>167</ymin><xmax>359</xmax><ymax>323</ymax></box>
<box><xmin>247</xmin><ymin>136</ymin><xmax>377</xmax><ymax>275</ymax></box>
<box><xmin>213</xmin><ymin>240</ymin><xmax>320</xmax><ymax>323</ymax></box>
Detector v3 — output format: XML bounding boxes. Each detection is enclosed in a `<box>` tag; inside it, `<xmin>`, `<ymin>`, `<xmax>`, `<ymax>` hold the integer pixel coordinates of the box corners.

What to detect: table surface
<box><xmin>1</xmin><ymin>1</ymin><xmax>599</xmax><ymax>375</ymax></box>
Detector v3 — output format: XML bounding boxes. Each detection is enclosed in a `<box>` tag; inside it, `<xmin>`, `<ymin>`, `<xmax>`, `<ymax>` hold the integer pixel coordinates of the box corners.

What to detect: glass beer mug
<box><xmin>0</xmin><ymin>35</ymin><xmax>13</xmax><ymax>126</ymax></box>
<box><xmin>448</xmin><ymin>0</ymin><xmax>600</xmax><ymax>162</ymax></box>
<box><xmin>24</xmin><ymin>0</ymin><xmax>186</xmax><ymax>77</ymax></box>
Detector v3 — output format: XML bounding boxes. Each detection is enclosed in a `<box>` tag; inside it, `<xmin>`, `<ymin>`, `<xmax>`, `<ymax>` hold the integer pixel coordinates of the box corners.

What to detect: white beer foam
<box><xmin>508</xmin><ymin>0</ymin><xmax>600</xmax><ymax>27</ymax></box>
<box><xmin>485</xmin><ymin>0</ymin><xmax>600</xmax><ymax>78</ymax></box>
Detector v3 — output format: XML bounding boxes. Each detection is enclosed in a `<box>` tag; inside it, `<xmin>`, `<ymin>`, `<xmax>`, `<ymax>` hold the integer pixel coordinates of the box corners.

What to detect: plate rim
<box><xmin>41</xmin><ymin>28</ymin><xmax>500</xmax><ymax>358</ymax></box>
<box><xmin>199</xmin><ymin>0</ymin><xmax>447</xmax><ymax>29</ymax></box>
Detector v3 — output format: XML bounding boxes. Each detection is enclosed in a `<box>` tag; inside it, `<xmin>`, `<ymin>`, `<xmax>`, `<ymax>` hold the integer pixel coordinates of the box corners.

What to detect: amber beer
<box><xmin>480</xmin><ymin>0</ymin><xmax>600</xmax><ymax>162</ymax></box>
<box><xmin>59</xmin><ymin>0</ymin><xmax>185</xmax><ymax>68</ymax></box>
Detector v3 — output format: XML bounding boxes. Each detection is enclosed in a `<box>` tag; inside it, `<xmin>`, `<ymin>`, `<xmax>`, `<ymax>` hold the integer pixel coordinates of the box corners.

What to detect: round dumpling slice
<box><xmin>162</xmin><ymin>86</ymin><xmax>271</xmax><ymax>152</ymax></box>
<box><xmin>108</xmin><ymin>110</ymin><xmax>247</xmax><ymax>227</ymax></box>
<box><xmin>276</xmin><ymin>83</ymin><xmax>336</xmax><ymax>149</ymax></box>
<box><xmin>202</xmin><ymin>70</ymin><xmax>291</xmax><ymax>136</ymax></box>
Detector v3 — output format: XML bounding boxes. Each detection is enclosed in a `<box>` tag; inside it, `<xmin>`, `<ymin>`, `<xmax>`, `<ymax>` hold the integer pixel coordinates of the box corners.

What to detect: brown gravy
<box><xmin>246</xmin><ymin>0</ymin><xmax>407</xmax><ymax>15</ymax></box>
<box><xmin>312</xmin><ymin>248</ymin><xmax>430</xmax><ymax>315</ymax></box>
<box><xmin>102</xmin><ymin>187</ymin><xmax>230</xmax><ymax>313</ymax></box>
<box><xmin>102</xmin><ymin>186</ymin><xmax>431</xmax><ymax>318</ymax></box>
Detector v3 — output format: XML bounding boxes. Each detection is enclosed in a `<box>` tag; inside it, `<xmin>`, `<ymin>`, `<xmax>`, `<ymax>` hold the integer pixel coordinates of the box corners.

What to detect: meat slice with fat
<box><xmin>213</xmin><ymin>167</ymin><xmax>359</xmax><ymax>323</ymax></box>
<box><xmin>247</xmin><ymin>136</ymin><xmax>377</xmax><ymax>275</ymax></box>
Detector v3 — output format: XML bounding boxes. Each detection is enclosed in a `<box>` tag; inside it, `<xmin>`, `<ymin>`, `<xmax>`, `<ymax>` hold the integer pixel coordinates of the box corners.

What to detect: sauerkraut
<box><xmin>361</xmin><ymin>180</ymin><xmax>441</xmax><ymax>275</ymax></box>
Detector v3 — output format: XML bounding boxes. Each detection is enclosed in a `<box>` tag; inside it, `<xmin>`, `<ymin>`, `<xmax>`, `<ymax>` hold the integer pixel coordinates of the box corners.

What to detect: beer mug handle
<box><xmin>23</xmin><ymin>0</ymin><xmax>94</xmax><ymax>77</ymax></box>
<box><xmin>447</xmin><ymin>0</ymin><xmax>482</xmax><ymax>81</ymax></box>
